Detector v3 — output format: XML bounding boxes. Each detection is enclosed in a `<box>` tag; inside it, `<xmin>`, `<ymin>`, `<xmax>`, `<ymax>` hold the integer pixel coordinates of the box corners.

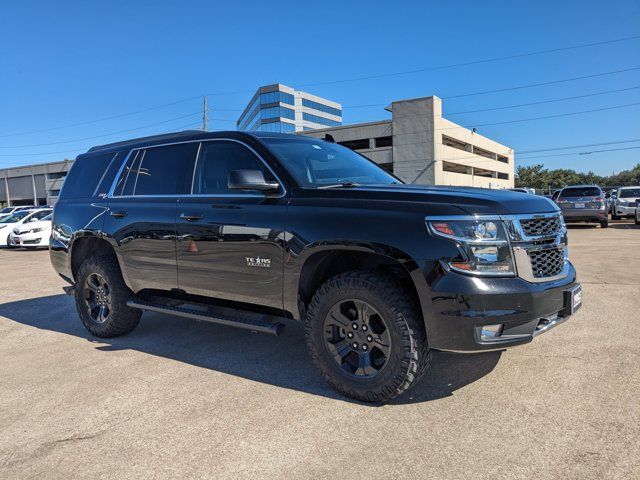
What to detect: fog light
<box><xmin>480</xmin><ymin>324</ymin><xmax>503</xmax><ymax>340</ymax></box>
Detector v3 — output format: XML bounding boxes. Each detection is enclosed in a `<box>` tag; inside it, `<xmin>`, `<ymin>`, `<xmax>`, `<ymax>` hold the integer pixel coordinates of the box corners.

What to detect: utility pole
<box><xmin>202</xmin><ymin>96</ymin><xmax>208</xmax><ymax>131</ymax></box>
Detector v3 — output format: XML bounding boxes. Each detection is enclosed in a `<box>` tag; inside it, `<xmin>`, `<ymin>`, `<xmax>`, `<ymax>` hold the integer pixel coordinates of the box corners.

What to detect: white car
<box><xmin>0</xmin><ymin>206</ymin><xmax>24</xmax><ymax>221</ymax></box>
<box><xmin>9</xmin><ymin>213</ymin><xmax>53</xmax><ymax>248</ymax></box>
<box><xmin>611</xmin><ymin>186</ymin><xmax>640</xmax><ymax>220</ymax></box>
<box><xmin>0</xmin><ymin>208</ymin><xmax>52</xmax><ymax>247</ymax></box>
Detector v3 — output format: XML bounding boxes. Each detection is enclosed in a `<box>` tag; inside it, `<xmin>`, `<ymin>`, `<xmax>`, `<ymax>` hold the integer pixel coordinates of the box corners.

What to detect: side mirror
<box><xmin>228</xmin><ymin>169</ymin><xmax>280</xmax><ymax>192</ymax></box>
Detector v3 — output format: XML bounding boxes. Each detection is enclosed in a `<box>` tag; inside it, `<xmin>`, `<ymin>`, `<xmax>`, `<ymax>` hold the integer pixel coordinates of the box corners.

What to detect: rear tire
<box><xmin>74</xmin><ymin>255</ymin><xmax>141</xmax><ymax>338</ymax></box>
<box><xmin>611</xmin><ymin>212</ymin><xmax>620</xmax><ymax>220</ymax></box>
<box><xmin>304</xmin><ymin>270</ymin><xmax>431</xmax><ymax>403</ymax></box>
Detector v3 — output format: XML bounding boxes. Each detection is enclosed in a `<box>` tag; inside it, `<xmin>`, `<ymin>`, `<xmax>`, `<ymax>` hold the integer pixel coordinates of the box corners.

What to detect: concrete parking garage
<box><xmin>0</xmin><ymin>223</ymin><xmax>638</xmax><ymax>479</ymax></box>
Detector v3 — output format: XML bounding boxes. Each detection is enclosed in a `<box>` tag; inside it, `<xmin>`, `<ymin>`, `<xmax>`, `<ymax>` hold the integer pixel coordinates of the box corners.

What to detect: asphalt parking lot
<box><xmin>0</xmin><ymin>222</ymin><xmax>638</xmax><ymax>479</ymax></box>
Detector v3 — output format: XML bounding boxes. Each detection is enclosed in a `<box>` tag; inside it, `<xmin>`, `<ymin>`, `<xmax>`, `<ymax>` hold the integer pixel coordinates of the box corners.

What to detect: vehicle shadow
<box><xmin>0</xmin><ymin>294</ymin><xmax>501</xmax><ymax>406</ymax></box>
<box><xmin>608</xmin><ymin>222</ymin><xmax>639</xmax><ymax>229</ymax></box>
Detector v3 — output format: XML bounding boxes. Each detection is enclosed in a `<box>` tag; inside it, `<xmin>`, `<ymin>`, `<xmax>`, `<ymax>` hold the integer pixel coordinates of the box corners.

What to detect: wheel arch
<box><xmin>293</xmin><ymin>243</ymin><xmax>429</xmax><ymax>324</ymax></box>
<box><xmin>69</xmin><ymin>234</ymin><xmax>119</xmax><ymax>282</ymax></box>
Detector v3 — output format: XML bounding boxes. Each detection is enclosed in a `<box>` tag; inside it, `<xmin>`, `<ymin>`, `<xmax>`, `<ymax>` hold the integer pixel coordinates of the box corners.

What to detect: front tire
<box><xmin>305</xmin><ymin>270</ymin><xmax>431</xmax><ymax>403</ymax></box>
<box><xmin>74</xmin><ymin>255</ymin><xmax>141</xmax><ymax>338</ymax></box>
<box><xmin>600</xmin><ymin>220</ymin><xmax>609</xmax><ymax>228</ymax></box>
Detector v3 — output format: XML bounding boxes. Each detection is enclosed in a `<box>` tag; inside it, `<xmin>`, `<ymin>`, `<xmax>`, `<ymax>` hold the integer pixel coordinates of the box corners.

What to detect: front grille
<box><xmin>519</xmin><ymin>215</ymin><xmax>562</xmax><ymax>237</ymax></box>
<box><xmin>527</xmin><ymin>247</ymin><xmax>565</xmax><ymax>278</ymax></box>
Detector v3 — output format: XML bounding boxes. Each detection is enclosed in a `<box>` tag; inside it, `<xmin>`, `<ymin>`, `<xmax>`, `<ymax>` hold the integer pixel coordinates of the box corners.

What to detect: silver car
<box><xmin>611</xmin><ymin>186</ymin><xmax>640</xmax><ymax>220</ymax></box>
<box><xmin>556</xmin><ymin>185</ymin><xmax>608</xmax><ymax>228</ymax></box>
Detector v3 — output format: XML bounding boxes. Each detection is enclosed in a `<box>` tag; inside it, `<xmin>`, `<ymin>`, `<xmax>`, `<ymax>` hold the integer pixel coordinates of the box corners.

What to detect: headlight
<box><xmin>29</xmin><ymin>227</ymin><xmax>44</xmax><ymax>233</ymax></box>
<box><xmin>427</xmin><ymin>218</ymin><xmax>515</xmax><ymax>276</ymax></box>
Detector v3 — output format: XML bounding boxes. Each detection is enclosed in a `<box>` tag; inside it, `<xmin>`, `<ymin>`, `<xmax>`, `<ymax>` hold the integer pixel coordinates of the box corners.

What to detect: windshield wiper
<box><xmin>318</xmin><ymin>182</ymin><xmax>362</xmax><ymax>189</ymax></box>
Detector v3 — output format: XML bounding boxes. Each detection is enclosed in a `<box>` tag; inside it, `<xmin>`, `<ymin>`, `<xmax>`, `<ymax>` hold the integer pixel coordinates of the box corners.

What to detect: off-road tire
<box><xmin>305</xmin><ymin>270</ymin><xmax>431</xmax><ymax>403</ymax></box>
<box><xmin>75</xmin><ymin>255</ymin><xmax>141</xmax><ymax>337</ymax></box>
<box><xmin>600</xmin><ymin>220</ymin><xmax>609</xmax><ymax>228</ymax></box>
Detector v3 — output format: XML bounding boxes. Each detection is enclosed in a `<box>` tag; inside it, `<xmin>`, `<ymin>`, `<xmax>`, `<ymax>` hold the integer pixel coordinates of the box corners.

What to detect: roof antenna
<box><xmin>324</xmin><ymin>134</ymin><xmax>335</xmax><ymax>143</ymax></box>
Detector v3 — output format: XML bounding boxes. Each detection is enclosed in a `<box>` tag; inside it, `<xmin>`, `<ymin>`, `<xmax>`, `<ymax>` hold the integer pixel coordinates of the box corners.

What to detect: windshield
<box><xmin>619</xmin><ymin>188</ymin><xmax>640</xmax><ymax>198</ymax></box>
<box><xmin>0</xmin><ymin>211</ymin><xmax>30</xmax><ymax>223</ymax></box>
<box><xmin>261</xmin><ymin>137</ymin><xmax>399</xmax><ymax>187</ymax></box>
<box><xmin>559</xmin><ymin>187</ymin><xmax>601</xmax><ymax>198</ymax></box>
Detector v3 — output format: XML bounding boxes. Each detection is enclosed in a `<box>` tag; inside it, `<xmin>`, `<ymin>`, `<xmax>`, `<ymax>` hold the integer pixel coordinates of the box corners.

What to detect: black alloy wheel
<box><xmin>83</xmin><ymin>272</ymin><xmax>112</xmax><ymax>324</ymax></box>
<box><xmin>323</xmin><ymin>299</ymin><xmax>392</xmax><ymax>378</ymax></box>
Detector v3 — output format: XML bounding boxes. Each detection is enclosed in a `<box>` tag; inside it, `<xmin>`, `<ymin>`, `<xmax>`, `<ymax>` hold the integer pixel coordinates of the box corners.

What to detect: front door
<box><xmin>176</xmin><ymin>140</ymin><xmax>286</xmax><ymax>310</ymax></box>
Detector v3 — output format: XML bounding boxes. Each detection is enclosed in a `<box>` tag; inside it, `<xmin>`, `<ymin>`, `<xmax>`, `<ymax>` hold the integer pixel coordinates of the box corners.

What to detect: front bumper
<box><xmin>9</xmin><ymin>231</ymin><xmax>49</xmax><ymax>247</ymax></box>
<box><xmin>614</xmin><ymin>204</ymin><xmax>637</xmax><ymax>217</ymax></box>
<box><xmin>421</xmin><ymin>262</ymin><xmax>579</xmax><ymax>352</ymax></box>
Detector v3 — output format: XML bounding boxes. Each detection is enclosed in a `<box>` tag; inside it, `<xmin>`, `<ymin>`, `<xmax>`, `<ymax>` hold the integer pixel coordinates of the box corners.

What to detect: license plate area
<box><xmin>562</xmin><ymin>284</ymin><xmax>582</xmax><ymax>316</ymax></box>
<box><xmin>574</xmin><ymin>202</ymin><xmax>585</xmax><ymax>208</ymax></box>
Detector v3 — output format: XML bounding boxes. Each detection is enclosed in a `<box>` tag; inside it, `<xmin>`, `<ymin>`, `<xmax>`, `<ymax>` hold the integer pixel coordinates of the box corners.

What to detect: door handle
<box><xmin>180</xmin><ymin>213</ymin><xmax>203</xmax><ymax>222</ymax></box>
<box><xmin>110</xmin><ymin>211</ymin><xmax>128</xmax><ymax>219</ymax></box>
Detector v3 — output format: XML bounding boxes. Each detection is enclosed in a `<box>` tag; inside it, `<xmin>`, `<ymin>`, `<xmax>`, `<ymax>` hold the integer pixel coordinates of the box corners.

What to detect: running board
<box><xmin>126</xmin><ymin>298</ymin><xmax>286</xmax><ymax>336</ymax></box>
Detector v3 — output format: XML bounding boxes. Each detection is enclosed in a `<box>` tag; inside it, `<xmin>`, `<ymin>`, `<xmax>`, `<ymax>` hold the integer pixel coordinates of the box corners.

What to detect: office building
<box><xmin>237</xmin><ymin>83</ymin><xmax>342</xmax><ymax>133</ymax></box>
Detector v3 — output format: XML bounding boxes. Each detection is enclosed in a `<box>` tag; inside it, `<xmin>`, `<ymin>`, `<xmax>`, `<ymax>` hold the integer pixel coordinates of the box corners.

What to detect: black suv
<box><xmin>50</xmin><ymin>131</ymin><xmax>582</xmax><ymax>402</ymax></box>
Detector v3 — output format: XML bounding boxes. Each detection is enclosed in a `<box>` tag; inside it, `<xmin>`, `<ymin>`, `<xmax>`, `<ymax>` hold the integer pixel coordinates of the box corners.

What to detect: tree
<box><xmin>515</xmin><ymin>163</ymin><xmax>639</xmax><ymax>189</ymax></box>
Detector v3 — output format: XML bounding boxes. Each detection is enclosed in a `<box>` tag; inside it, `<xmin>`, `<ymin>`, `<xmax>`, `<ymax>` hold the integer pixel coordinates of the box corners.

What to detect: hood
<box><xmin>314</xmin><ymin>184</ymin><xmax>559</xmax><ymax>216</ymax></box>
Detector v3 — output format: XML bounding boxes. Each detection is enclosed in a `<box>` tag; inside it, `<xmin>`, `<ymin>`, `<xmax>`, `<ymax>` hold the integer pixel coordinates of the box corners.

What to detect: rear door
<box><xmin>103</xmin><ymin>142</ymin><xmax>198</xmax><ymax>293</ymax></box>
<box><xmin>176</xmin><ymin>139</ymin><xmax>287</xmax><ymax>310</ymax></box>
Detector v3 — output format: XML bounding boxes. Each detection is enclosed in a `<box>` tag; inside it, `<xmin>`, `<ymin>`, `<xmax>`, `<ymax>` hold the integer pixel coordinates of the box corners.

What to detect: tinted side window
<box><xmin>59</xmin><ymin>152</ymin><xmax>117</xmax><ymax>199</ymax></box>
<box><xmin>193</xmin><ymin>141</ymin><xmax>274</xmax><ymax>195</ymax></box>
<box><xmin>134</xmin><ymin>143</ymin><xmax>198</xmax><ymax>195</ymax></box>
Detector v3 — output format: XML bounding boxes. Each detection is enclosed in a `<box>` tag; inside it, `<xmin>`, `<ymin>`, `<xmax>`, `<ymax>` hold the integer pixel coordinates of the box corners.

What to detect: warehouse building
<box><xmin>0</xmin><ymin>159</ymin><xmax>71</xmax><ymax>207</ymax></box>
<box><xmin>301</xmin><ymin>95</ymin><xmax>514</xmax><ymax>188</ymax></box>
<box><xmin>237</xmin><ymin>83</ymin><xmax>342</xmax><ymax>133</ymax></box>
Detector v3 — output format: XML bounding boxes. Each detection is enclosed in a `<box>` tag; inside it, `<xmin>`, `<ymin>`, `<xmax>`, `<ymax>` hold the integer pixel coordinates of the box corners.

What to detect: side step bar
<box><xmin>126</xmin><ymin>298</ymin><xmax>286</xmax><ymax>336</ymax></box>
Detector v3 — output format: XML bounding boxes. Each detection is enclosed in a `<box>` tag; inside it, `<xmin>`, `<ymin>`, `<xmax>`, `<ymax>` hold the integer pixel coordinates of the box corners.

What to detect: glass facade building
<box><xmin>237</xmin><ymin>84</ymin><xmax>342</xmax><ymax>133</ymax></box>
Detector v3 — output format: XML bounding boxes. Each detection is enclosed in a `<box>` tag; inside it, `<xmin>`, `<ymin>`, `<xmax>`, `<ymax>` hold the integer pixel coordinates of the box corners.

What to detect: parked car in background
<box><xmin>551</xmin><ymin>189</ymin><xmax>561</xmax><ymax>202</ymax></box>
<box><xmin>0</xmin><ymin>208</ymin><xmax>52</xmax><ymax>247</ymax></box>
<box><xmin>0</xmin><ymin>207</ymin><xmax>19</xmax><ymax>220</ymax></box>
<box><xmin>9</xmin><ymin>213</ymin><xmax>52</xmax><ymax>248</ymax></box>
<box><xmin>611</xmin><ymin>186</ymin><xmax>640</xmax><ymax>220</ymax></box>
<box><xmin>555</xmin><ymin>185</ymin><xmax>608</xmax><ymax>228</ymax></box>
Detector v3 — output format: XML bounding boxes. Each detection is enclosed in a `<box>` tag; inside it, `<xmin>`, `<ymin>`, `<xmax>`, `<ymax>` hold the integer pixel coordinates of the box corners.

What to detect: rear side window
<box><xmin>59</xmin><ymin>152</ymin><xmax>117</xmax><ymax>199</ymax></box>
<box><xmin>113</xmin><ymin>143</ymin><xmax>198</xmax><ymax>196</ymax></box>
<box><xmin>559</xmin><ymin>187</ymin><xmax>601</xmax><ymax>198</ymax></box>
<box><xmin>193</xmin><ymin>141</ymin><xmax>275</xmax><ymax>195</ymax></box>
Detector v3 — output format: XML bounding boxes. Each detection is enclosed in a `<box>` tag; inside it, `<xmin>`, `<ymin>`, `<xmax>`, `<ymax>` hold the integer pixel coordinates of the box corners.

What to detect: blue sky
<box><xmin>1</xmin><ymin>0</ymin><xmax>639</xmax><ymax>175</ymax></box>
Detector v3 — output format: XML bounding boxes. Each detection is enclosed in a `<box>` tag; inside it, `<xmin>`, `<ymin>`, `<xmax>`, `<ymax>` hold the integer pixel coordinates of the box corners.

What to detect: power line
<box><xmin>519</xmin><ymin>138</ymin><xmax>640</xmax><ymax>154</ymax></box>
<box><xmin>0</xmin><ymin>113</ymin><xmax>236</xmax><ymax>149</ymax></box>
<box><xmin>445</xmin><ymin>86</ymin><xmax>640</xmax><ymax>115</ymax></box>
<box><xmin>518</xmin><ymin>145</ymin><xmax>640</xmax><ymax>160</ymax></box>
<box><xmin>342</xmin><ymin>66</ymin><xmax>640</xmax><ymax>111</ymax></box>
<box><xmin>342</xmin><ymin>84</ymin><xmax>640</xmax><ymax>123</ymax></box>
<box><xmin>2</xmin><ymin>35</ymin><xmax>639</xmax><ymax>138</ymax></box>
<box><xmin>296</xmin><ymin>34</ymin><xmax>640</xmax><ymax>88</ymax></box>
<box><xmin>0</xmin><ymin>122</ymin><xmax>203</xmax><ymax>160</ymax></box>
<box><xmin>375</xmin><ymin>101</ymin><xmax>640</xmax><ymax>138</ymax></box>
